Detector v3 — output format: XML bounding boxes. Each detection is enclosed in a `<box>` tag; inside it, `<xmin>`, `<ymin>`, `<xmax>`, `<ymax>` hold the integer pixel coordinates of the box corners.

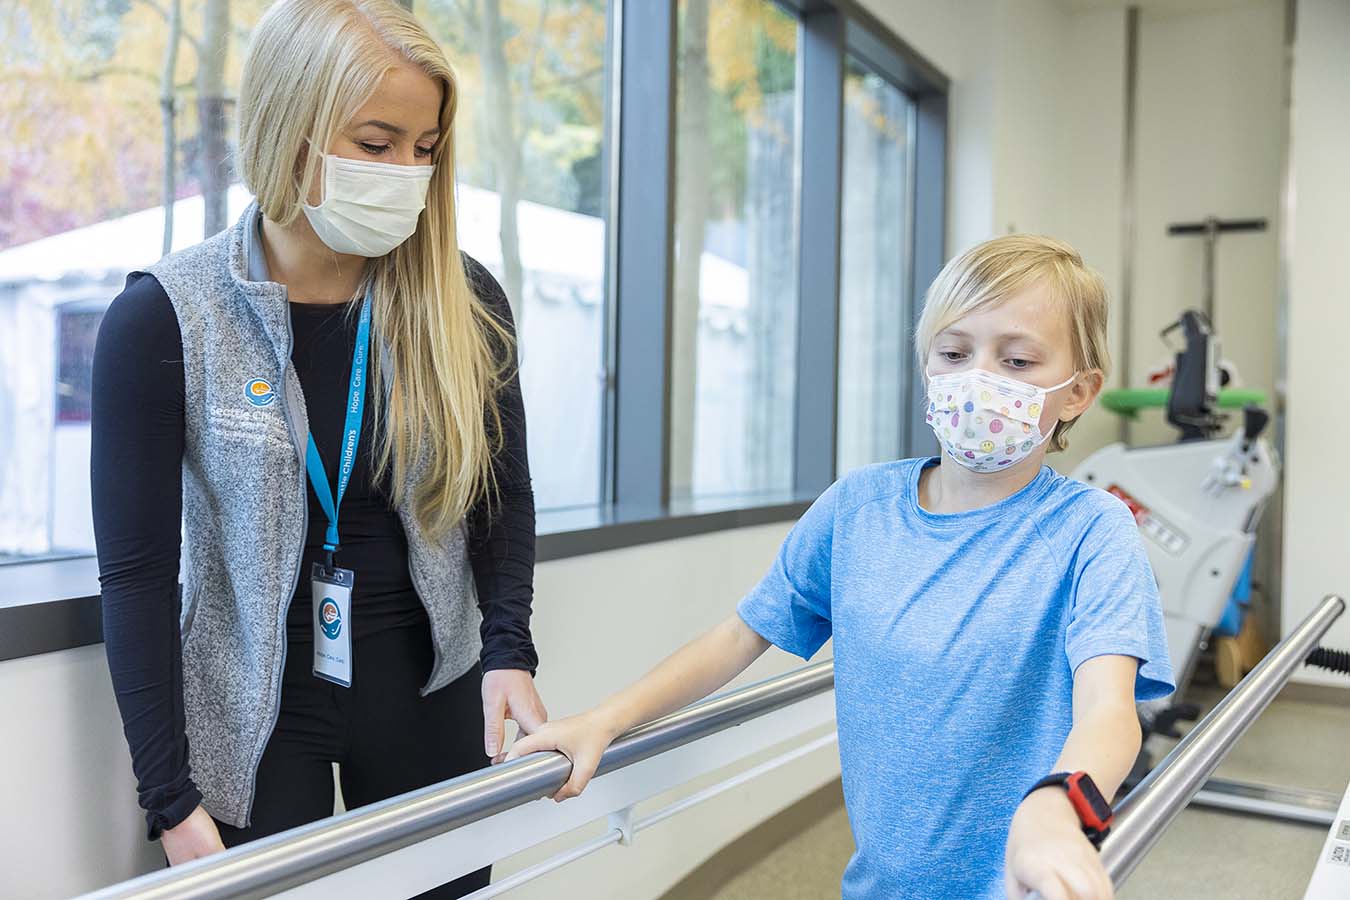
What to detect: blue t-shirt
<box><xmin>737</xmin><ymin>458</ymin><xmax>1174</xmax><ymax>900</ymax></box>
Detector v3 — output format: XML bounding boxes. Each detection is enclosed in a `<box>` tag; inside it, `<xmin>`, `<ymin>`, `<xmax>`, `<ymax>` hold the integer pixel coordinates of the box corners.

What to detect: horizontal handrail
<box><xmin>1028</xmin><ymin>593</ymin><xmax>1346</xmax><ymax>900</ymax></box>
<box><xmin>87</xmin><ymin>593</ymin><xmax>1343</xmax><ymax>900</ymax></box>
<box><xmin>461</xmin><ymin>731</ymin><xmax>841</xmax><ymax>899</ymax></box>
<box><xmin>79</xmin><ymin>660</ymin><xmax>836</xmax><ymax>900</ymax></box>
<box><xmin>1099</xmin><ymin>593</ymin><xmax>1345</xmax><ymax>884</ymax></box>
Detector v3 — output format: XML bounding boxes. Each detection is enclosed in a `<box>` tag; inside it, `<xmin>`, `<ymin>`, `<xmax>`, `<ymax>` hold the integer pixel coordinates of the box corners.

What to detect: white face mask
<box><xmin>924</xmin><ymin>368</ymin><xmax>1078</xmax><ymax>473</ymax></box>
<box><xmin>302</xmin><ymin>154</ymin><xmax>434</xmax><ymax>257</ymax></box>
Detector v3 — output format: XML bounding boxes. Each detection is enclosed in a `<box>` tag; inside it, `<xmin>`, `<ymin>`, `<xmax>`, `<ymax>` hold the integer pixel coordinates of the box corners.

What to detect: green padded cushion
<box><xmin>1099</xmin><ymin>387</ymin><xmax>1268</xmax><ymax>419</ymax></box>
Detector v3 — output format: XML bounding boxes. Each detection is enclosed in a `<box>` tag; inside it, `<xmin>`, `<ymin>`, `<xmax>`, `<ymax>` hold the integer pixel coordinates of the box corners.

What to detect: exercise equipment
<box><xmin>1072</xmin><ymin>310</ymin><xmax>1279</xmax><ymax>735</ymax></box>
<box><xmin>1165</xmin><ymin>215</ymin><xmax>1267</xmax><ymax>325</ymax></box>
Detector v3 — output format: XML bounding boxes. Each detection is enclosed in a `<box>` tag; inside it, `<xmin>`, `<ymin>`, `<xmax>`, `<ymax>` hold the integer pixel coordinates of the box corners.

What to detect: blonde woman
<box><xmin>90</xmin><ymin>1</ymin><xmax>545</xmax><ymax>893</ymax></box>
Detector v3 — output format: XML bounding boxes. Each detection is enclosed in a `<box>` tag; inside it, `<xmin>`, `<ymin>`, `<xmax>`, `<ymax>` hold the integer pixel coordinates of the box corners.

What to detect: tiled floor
<box><xmin>689</xmin><ymin>685</ymin><xmax>1350</xmax><ymax>899</ymax></box>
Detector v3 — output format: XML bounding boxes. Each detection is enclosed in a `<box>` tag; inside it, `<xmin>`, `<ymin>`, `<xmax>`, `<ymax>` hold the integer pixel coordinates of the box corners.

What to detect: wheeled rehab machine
<box><xmin>1072</xmin><ymin>310</ymin><xmax>1278</xmax><ymax>735</ymax></box>
<box><xmin>1071</xmin><ymin>310</ymin><xmax>1350</xmax><ymax>832</ymax></box>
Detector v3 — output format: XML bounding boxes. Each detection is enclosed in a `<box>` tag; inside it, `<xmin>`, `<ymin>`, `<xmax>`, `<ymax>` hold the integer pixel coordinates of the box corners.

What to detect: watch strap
<box><xmin>1023</xmin><ymin>770</ymin><xmax>1114</xmax><ymax>847</ymax></box>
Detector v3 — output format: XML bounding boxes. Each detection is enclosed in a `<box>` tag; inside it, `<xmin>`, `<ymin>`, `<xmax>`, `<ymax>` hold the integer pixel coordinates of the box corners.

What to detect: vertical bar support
<box><xmin>793</xmin><ymin>8</ymin><xmax>846</xmax><ymax>493</ymax></box>
<box><xmin>611</xmin><ymin>0</ymin><xmax>678</xmax><ymax>511</ymax></box>
<box><xmin>906</xmin><ymin>90</ymin><xmax>947</xmax><ymax>457</ymax></box>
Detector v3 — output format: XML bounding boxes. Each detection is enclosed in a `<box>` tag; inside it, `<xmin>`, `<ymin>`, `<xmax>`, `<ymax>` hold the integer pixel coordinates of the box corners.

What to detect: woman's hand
<box><xmin>161</xmin><ymin>804</ymin><xmax>226</xmax><ymax>866</ymax></box>
<box><xmin>501</xmin><ymin>710</ymin><xmax>623</xmax><ymax>801</ymax></box>
<box><xmin>482</xmin><ymin>668</ymin><xmax>549</xmax><ymax>763</ymax></box>
<box><xmin>1004</xmin><ymin>788</ymin><xmax>1113</xmax><ymax>900</ymax></box>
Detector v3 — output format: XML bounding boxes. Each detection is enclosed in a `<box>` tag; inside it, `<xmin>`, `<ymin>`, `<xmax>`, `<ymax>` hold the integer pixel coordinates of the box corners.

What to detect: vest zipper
<box><xmin>241</xmin><ymin>315</ymin><xmax>309</xmax><ymax>827</ymax></box>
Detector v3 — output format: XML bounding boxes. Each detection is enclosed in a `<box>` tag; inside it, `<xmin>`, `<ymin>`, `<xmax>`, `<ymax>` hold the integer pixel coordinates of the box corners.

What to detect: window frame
<box><xmin>833</xmin><ymin>47</ymin><xmax>924</xmax><ymax>475</ymax></box>
<box><xmin>608</xmin><ymin>0</ymin><xmax>947</xmax><ymax>508</ymax></box>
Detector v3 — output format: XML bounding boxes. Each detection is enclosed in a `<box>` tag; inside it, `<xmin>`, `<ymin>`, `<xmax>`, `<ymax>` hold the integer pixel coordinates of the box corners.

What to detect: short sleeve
<box><xmin>737</xmin><ymin>481</ymin><xmax>837</xmax><ymax>660</ymax></box>
<box><xmin>1065</xmin><ymin>497</ymin><xmax>1176</xmax><ymax>702</ymax></box>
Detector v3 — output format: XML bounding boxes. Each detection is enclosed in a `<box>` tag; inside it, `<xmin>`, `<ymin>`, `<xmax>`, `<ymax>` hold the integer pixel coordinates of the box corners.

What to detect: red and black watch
<box><xmin>1023</xmin><ymin>771</ymin><xmax>1114</xmax><ymax>847</ymax></box>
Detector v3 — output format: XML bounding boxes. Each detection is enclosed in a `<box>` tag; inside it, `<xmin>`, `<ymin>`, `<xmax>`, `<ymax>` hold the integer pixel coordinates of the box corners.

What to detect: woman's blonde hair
<box><xmin>237</xmin><ymin>0</ymin><xmax>511</xmax><ymax>537</ymax></box>
<box><xmin>914</xmin><ymin>234</ymin><xmax>1110</xmax><ymax>452</ymax></box>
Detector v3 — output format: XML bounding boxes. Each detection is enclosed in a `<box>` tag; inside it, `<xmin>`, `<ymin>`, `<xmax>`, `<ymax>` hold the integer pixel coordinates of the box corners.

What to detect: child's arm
<box><xmin>503</xmin><ymin>614</ymin><xmax>771</xmax><ymax>800</ymax></box>
<box><xmin>1004</xmin><ymin>654</ymin><xmax>1141</xmax><ymax>900</ymax></box>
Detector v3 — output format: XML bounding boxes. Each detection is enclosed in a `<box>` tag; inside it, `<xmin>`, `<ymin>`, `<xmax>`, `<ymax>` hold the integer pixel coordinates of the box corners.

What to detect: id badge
<box><xmin>312</xmin><ymin>563</ymin><xmax>354</xmax><ymax>687</ymax></box>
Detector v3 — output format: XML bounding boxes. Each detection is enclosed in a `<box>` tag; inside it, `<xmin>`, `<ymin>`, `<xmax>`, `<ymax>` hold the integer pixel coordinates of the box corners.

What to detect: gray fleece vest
<box><xmin>147</xmin><ymin>203</ymin><xmax>481</xmax><ymax>828</ymax></box>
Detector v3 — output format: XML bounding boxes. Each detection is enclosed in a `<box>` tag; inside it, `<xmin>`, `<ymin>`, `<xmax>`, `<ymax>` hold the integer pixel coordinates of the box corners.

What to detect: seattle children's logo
<box><xmin>245</xmin><ymin>379</ymin><xmax>276</xmax><ymax>407</ymax></box>
<box><xmin>320</xmin><ymin>598</ymin><xmax>342</xmax><ymax>640</ymax></box>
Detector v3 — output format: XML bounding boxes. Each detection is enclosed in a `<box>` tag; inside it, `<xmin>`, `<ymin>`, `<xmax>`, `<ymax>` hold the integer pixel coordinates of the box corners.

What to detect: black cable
<box><xmin>1305</xmin><ymin>647</ymin><xmax>1350</xmax><ymax>676</ymax></box>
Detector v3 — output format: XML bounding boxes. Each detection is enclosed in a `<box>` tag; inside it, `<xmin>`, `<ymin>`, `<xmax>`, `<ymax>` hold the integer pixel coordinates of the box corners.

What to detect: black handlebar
<box><xmin>1242</xmin><ymin>405</ymin><xmax>1270</xmax><ymax>447</ymax></box>
<box><xmin>1166</xmin><ymin>218</ymin><xmax>1268</xmax><ymax>235</ymax></box>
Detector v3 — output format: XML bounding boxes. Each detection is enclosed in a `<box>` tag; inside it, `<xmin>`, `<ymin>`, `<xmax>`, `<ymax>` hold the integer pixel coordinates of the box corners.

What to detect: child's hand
<box><xmin>501</xmin><ymin>710</ymin><xmax>623</xmax><ymax>802</ymax></box>
<box><xmin>1004</xmin><ymin>788</ymin><xmax>1114</xmax><ymax>900</ymax></box>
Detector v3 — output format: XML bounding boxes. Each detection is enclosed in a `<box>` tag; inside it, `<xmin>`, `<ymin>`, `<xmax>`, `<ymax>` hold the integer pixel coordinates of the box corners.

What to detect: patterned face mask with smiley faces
<box><xmin>924</xmin><ymin>369</ymin><xmax>1078</xmax><ymax>473</ymax></box>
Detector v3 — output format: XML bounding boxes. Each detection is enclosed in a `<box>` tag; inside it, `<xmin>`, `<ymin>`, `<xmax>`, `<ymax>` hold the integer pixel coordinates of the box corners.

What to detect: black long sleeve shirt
<box><xmin>91</xmin><ymin>256</ymin><xmax>537</xmax><ymax>839</ymax></box>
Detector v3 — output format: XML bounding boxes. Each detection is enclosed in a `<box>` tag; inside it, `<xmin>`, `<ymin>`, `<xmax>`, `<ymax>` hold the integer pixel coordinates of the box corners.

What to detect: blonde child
<box><xmin>508</xmin><ymin>235</ymin><xmax>1173</xmax><ymax>900</ymax></box>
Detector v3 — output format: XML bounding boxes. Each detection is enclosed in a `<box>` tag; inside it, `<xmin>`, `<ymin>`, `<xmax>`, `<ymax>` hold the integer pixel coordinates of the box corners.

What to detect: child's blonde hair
<box><xmin>914</xmin><ymin>234</ymin><xmax>1110</xmax><ymax>452</ymax></box>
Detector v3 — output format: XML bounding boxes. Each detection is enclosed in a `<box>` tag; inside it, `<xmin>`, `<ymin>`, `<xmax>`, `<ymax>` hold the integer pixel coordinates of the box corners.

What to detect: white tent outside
<box><xmin>0</xmin><ymin>184</ymin><xmax>756</xmax><ymax>558</ymax></box>
<box><xmin>0</xmin><ymin>183</ymin><xmax>749</xmax><ymax>313</ymax></box>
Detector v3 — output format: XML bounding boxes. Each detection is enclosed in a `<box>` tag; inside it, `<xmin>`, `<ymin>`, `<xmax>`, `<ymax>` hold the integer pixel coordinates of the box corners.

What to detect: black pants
<box><xmin>215</xmin><ymin>623</ymin><xmax>491</xmax><ymax>898</ymax></box>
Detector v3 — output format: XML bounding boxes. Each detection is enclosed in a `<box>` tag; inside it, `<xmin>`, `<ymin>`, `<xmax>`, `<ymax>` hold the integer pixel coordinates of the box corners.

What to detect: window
<box><xmin>0</xmin><ymin>1</ymin><xmax>949</xmax><ymax>572</ymax></box>
<box><xmin>424</xmin><ymin>0</ymin><xmax>610</xmax><ymax>511</ymax></box>
<box><xmin>0</xmin><ymin>0</ymin><xmax>612</xmax><ymax>562</ymax></box>
<box><xmin>56</xmin><ymin>306</ymin><xmax>106</xmax><ymax>425</ymax></box>
<box><xmin>836</xmin><ymin>58</ymin><xmax>915</xmax><ymax>475</ymax></box>
<box><xmin>669</xmin><ymin>0</ymin><xmax>800</xmax><ymax>501</ymax></box>
<box><xmin>0</xmin><ymin>0</ymin><xmax>272</xmax><ymax>564</ymax></box>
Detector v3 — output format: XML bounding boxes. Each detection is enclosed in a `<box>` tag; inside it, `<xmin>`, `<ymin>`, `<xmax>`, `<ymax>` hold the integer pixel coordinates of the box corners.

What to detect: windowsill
<box><xmin>0</xmin><ymin>493</ymin><xmax>814</xmax><ymax>662</ymax></box>
<box><xmin>536</xmin><ymin>489</ymin><xmax>810</xmax><ymax>560</ymax></box>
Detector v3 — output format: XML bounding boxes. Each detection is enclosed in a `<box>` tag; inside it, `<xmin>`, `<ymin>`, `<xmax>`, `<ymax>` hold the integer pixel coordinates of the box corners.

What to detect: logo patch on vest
<box><xmin>244</xmin><ymin>379</ymin><xmax>276</xmax><ymax>407</ymax></box>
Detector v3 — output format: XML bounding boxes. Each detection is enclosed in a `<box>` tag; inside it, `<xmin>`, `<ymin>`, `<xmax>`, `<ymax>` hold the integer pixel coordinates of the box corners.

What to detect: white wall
<box><xmin>1281</xmin><ymin>0</ymin><xmax>1350</xmax><ymax>682</ymax></box>
<box><xmin>0</xmin><ymin>522</ymin><xmax>840</xmax><ymax>899</ymax></box>
<box><xmin>859</xmin><ymin>0</ymin><xmax>1121</xmax><ymax>470</ymax></box>
<box><xmin>857</xmin><ymin>0</ymin><xmax>1288</xmax><ymax>426</ymax></box>
<box><xmin>989</xmin><ymin>0</ymin><xmax>1073</xmax><ymax>238</ymax></box>
<box><xmin>857</xmin><ymin>0</ymin><xmax>1289</xmax><ymax>463</ymax></box>
<box><xmin>1049</xmin><ymin>7</ymin><xmax>1131</xmax><ymax>468</ymax></box>
<box><xmin>857</xmin><ymin>0</ymin><xmax>1306</xmax><ymax>653</ymax></box>
<box><xmin>855</xmin><ymin>0</ymin><xmax>996</xmax><ymax>252</ymax></box>
<box><xmin>0</xmin><ymin>644</ymin><xmax>163</xmax><ymax>897</ymax></box>
<box><xmin>983</xmin><ymin>2</ymin><xmax>1135</xmax><ymax>473</ymax></box>
<box><xmin>1127</xmin><ymin>2</ymin><xmax>1285</xmax><ymax>446</ymax></box>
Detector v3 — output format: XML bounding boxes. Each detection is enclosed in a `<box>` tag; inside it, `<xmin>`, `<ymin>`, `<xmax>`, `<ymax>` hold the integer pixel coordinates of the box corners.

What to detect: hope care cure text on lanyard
<box><xmin>307</xmin><ymin>294</ymin><xmax>372</xmax><ymax>688</ymax></box>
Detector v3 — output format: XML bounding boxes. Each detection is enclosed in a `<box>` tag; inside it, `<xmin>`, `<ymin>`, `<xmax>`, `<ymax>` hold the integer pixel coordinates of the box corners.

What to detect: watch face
<box><xmin>1069</xmin><ymin>772</ymin><xmax>1113</xmax><ymax>822</ymax></box>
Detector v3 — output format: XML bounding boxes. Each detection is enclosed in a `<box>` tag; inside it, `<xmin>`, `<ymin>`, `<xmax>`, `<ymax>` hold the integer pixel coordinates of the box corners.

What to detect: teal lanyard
<box><xmin>305</xmin><ymin>295</ymin><xmax>372</xmax><ymax>568</ymax></box>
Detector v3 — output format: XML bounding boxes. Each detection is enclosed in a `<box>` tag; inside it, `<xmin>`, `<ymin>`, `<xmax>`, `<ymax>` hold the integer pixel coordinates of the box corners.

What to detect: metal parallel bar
<box><xmin>1190</xmin><ymin>779</ymin><xmax>1339</xmax><ymax>828</ymax></box>
<box><xmin>460</xmin><ymin>730</ymin><xmax>840</xmax><ymax>900</ymax></box>
<box><xmin>1026</xmin><ymin>594</ymin><xmax>1345</xmax><ymax>900</ymax></box>
<box><xmin>80</xmin><ymin>661</ymin><xmax>836</xmax><ymax>900</ymax></box>
<box><xmin>1098</xmin><ymin>594</ymin><xmax>1345</xmax><ymax>887</ymax></box>
<box><xmin>81</xmin><ymin>593</ymin><xmax>1343</xmax><ymax>900</ymax></box>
